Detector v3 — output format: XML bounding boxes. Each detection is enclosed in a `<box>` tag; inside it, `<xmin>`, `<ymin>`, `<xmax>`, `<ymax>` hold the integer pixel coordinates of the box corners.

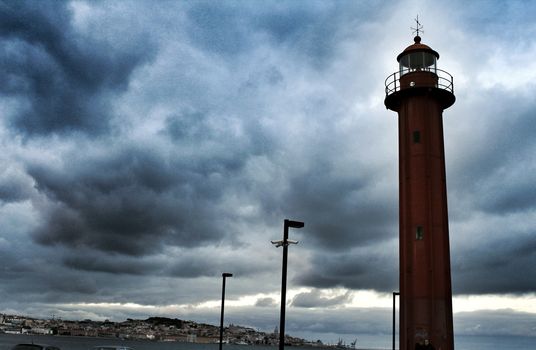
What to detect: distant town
<box><xmin>0</xmin><ymin>313</ymin><xmax>334</xmax><ymax>347</ymax></box>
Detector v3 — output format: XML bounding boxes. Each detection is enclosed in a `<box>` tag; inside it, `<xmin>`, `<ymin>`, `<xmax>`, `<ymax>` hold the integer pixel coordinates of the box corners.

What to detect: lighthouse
<box><xmin>384</xmin><ymin>30</ymin><xmax>455</xmax><ymax>350</ymax></box>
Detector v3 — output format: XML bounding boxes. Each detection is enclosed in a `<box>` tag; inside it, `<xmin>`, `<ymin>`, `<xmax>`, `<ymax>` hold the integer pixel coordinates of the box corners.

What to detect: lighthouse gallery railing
<box><xmin>385</xmin><ymin>68</ymin><xmax>454</xmax><ymax>96</ymax></box>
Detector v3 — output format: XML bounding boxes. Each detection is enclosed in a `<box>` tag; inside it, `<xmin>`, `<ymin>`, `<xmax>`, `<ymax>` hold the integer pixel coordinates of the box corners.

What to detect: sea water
<box><xmin>0</xmin><ymin>333</ymin><xmax>534</xmax><ymax>350</ymax></box>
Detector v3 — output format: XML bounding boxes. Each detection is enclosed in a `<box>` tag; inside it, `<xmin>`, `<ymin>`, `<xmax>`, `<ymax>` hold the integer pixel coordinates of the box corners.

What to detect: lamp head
<box><xmin>222</xmin><ymin>273</ymin><xmax>233</xmax><ymax>278</ymax></box>
<box><xmin>285</xmin><ymin>219</ymin><xmax>304</xmax><ymax>228</ymax></box>
<box><xmin>271</xmin><ymin>240</ymin><xmax>284</xmax><ymax>247</ymax></box>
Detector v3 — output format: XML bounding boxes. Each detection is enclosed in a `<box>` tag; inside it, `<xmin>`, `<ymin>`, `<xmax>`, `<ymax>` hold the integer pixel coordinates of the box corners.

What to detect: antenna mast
<box><xmin>411</xmin><ymin>15</ymin><xmax>424</xmax><ymax>37</ymax></box>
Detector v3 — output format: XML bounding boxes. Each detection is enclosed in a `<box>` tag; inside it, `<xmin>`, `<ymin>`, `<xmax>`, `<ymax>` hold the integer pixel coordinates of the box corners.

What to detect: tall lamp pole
<box><xmin>393</xmin><ymin>292</ymin><xmax>399</xmax><ymax>350</ymax></box>
<box><xmin>271</xmin><ymin>219</ymin><xmax>304</xmax><ymax>350</ymax></box>
<box><xmin>219</xmin><ymin>272</ymin><xmax>233</xmax><ymax>350</ymax></box>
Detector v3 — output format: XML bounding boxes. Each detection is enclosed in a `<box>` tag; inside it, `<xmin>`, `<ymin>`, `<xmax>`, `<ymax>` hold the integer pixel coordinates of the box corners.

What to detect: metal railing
<box><xmin>385</xmin><ymin>68</ymin><xmax>454</xmax><ymax>96</ymax></box>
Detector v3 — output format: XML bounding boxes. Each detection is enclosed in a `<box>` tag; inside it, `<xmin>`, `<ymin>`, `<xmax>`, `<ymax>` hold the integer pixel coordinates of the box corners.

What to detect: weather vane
<box><xmin>411</xmin><ymin>15</ymin><xmax>424</xmax><ymax>37</ymax></box>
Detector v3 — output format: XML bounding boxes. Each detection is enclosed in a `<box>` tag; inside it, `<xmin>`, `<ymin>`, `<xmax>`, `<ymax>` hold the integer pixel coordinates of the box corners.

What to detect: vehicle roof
<box><xmin>11</xmin><ymin>344</ymin><xmax>61</xmax><ymax>350</ymax></box>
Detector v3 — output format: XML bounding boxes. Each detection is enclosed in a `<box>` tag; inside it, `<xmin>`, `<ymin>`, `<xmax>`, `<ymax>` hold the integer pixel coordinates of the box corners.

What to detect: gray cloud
<box><xmin>255</xmin><ymin>297</ymin><xmax>278</xmax><ymax>307</ymax></box>
<box><xmin>296</xmin><ymin>244</ymin><xmax>398</xmax><ymax>291</ymax></box>
<box><xmin>281</xmin><ymin>170</ymin><xmax>397</xmax><ymax>251</ymax></box>
<box><xmin>0</xmin><ymin>258</ymin><xmax>100</xmax><ymax>302</ymax></box>
<box><xmin>27</xmin><ymin>144</ymin><xmax>236</xmax><ymax>256</ymax></box>
<box><xmin>0</xmin><ymin>0</ymin><xmax>535</xmax><ymax>343</ymax></box>
<box><xmin>0</xmin><ymin>0</ymin><xmax>155</xmax><ymax>135</ymax></box>
<box><xmin>454</xmin><ymin>309</ymin><xmax>536</xmax><ymax>337</ymax></box>
<box><xmin>184</xmin><ymin>1</ymin><xmax>370</xmax><ymax>69</ymax></box>
<box><xmin>291</xmin><ymin>289</ymin><xmax>352</xmax><ymax>308</ymax></box>
<box><xmin>452</xmin><ymin>231</ymin><xmax>536</xmax><ymax>295</ymax></box>
<box><xmin>0</xmin><ymin>166</ymin><xmax>33</xmax><ymax>202</ymax></box>
<box><xmin>447</xmin><ymin>92</ymin><xmax>536</xmax><ymax>217</ymax></box>
<box><xmin>443</xmin><ymin>91</ymin><xmax>536</xmax><ymax>295</ymax></box>
<box><xmin>62</xmin><ymin>253</ymin><xmax>161</xmax><ymax>276</ymax></box>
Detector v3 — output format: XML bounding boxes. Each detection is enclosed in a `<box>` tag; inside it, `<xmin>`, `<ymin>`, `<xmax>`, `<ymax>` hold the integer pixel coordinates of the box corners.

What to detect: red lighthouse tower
<box><xmin>385</xmin><ymin>33</ymin><xmax>455</xmax><ymax>350</ymax></box>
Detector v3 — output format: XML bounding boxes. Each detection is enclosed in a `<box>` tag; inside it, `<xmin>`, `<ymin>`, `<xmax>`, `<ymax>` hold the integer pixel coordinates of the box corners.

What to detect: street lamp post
<box><xmin>219</xmin><ymin>272</ymin><xmax>233</xmax><ymax>350</ymax></box>
<box><xmin>271</xmin><ymin>219</ymin><xmax>304</xmax><ymax>350</ymax></box>
<box><xmin>393</xmin><ymin>291</ymin><xmax>400</xmax><ymax>350</ymax></box>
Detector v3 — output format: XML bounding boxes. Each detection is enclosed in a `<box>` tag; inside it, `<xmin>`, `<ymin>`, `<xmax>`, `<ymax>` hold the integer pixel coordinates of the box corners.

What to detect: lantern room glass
<box><xmin>399</xmin><ymin>52</ymin><xmax>437</xmax><ymax>76</ymax></box>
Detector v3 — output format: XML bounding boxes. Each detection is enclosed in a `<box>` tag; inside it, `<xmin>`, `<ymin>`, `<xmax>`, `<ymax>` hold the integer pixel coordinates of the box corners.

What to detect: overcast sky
<box><xmin>0</xmin><ymin>0</ymin><xmax>535</xmax><ymax>346</ymax></box>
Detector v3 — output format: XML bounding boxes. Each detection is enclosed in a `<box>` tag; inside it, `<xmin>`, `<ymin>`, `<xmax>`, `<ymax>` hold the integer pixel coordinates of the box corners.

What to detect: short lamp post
<box><xmin>271</xmin><ymin>219</ymin><xmax>304</xmax><ymax>350</ymax></box>
<box><xmin>393</xmin><ymin>291</ymin><xmax>399</xmax><ymax>350</ymax></box>
<box><xmin>219</xmin><ymin>272</ymin><xmax>233</xmax><ymax>350</ymax></box>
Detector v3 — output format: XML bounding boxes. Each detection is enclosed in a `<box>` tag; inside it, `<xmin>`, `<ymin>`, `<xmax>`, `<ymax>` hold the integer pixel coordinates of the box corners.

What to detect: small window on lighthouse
<box><xmin>416</xmin><ymin>226</ymin><xmax>424</xmax><ymax>240</ymax></box>
<box><xmin>413</xmin><ymin>131</ymin><xmax>421</xmax><ymax>143</ymax></box>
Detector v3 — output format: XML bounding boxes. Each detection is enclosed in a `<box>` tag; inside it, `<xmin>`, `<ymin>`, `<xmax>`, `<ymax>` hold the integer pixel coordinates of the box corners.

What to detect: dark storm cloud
<box><xmin>27</xmin><ymin>144</ymin><xmax>236</xmax><ymax>256</ymax></box>
<box><xmin>254</xmin><ymin>6</ymin><xmax>342</xmax><ymax>68</ymax></box>
<box><xmin>452</xmin><ymin>231</ymin><xmax>536</xmax><ymax>294</ymax></box>
<box><xmin>184</xmin><ymin>1</ymin><xmax>369</xmax><ymax>68</ymax></box>
<box><xmin>61</xmin><ymin>241</ymin><xmax>273</xmax><ymax>280</ymax></box>
<box><xmin>0</xmin><ymin>0</ymin><xmax>155</xmax><ymax>135</ymax></box>
<box><xmin>165</xmin><ymin>110</ymin><xmax>208</xmax><ymax>141</ymax></box>
<box><xmin>0</xmin><ymin>167</ymin><xmax>33</xmax><ymax>202</ymax></box>
<box><xmin>275</xmin><ymin>156</ymin><xmax>397</xmax><ymax>251</ymax></box>
<box><xmin>0</xmin><ymin>0</ymin><xmax>535</xmax><ymax>339</ymax></box>
<box><xmin>164</xmin><ymin>109</ymin><xmax>268</xmax><ymax>163</ymax></box>
<box><xmin>165</xmin><ymin>250</ymin><xmax>274</xmax><ymax>279</ymax></box>
<box><xmin>274</xmin><ymin>159</ymin><xmax>398</xmax><ymax>291</ymax></box>
<box><xmin>0</xmin><ymin>240</ymin><xmax>99</xmax><ymax>301</ymax></box>
<box><xmin>0</xmin><ymin>245</ymin><xmax>33</xmax><ymax>279</ymax></box>
<box><xmin>473</xmin><ymin>114</ymin><xmax>536</xmax><ymax>215</ymax></box>
<box><xmin>291</xmin><ymin>289</ymin><xmax>352</xmax><ymax>308</ymax></box>
<box><xmin>444</xmin><ymin>88</ymin><xmax>536</xmax><ymax>294</ymax></box>
<box><xmin>0</xmin><ymin>260</ymin><xmax>99</xmax><ymax>300</ymax></box>
<box><xmin>448</xmin><ymin>91</ymin><xmax>536</xmax><ymax>215</ymax></box>
<box><xmin>296</xmin><ymin>247</ymin><xmax>397</xmax><ymax>291</ymax></box>
<box><xmin>185</xmin><ymin>3</ymin><xmax>251</xmax><ymax>56</ymax></box>
<box><xmin>251</xmin><ymin>1</ymin><xmax>380</xmax><ymax>69</ymax></box>
<box><xmin>62</xmin><ymin>254</ymin><xmax>160</xmax><ymax>276</ymax></box>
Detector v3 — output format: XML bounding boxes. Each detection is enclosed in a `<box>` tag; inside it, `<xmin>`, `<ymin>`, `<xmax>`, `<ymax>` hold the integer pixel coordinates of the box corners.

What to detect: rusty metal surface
<box><xmin>385</xmin><ymin>38</ymin><xmax>456</xmax><ymax>350</ymax></box>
